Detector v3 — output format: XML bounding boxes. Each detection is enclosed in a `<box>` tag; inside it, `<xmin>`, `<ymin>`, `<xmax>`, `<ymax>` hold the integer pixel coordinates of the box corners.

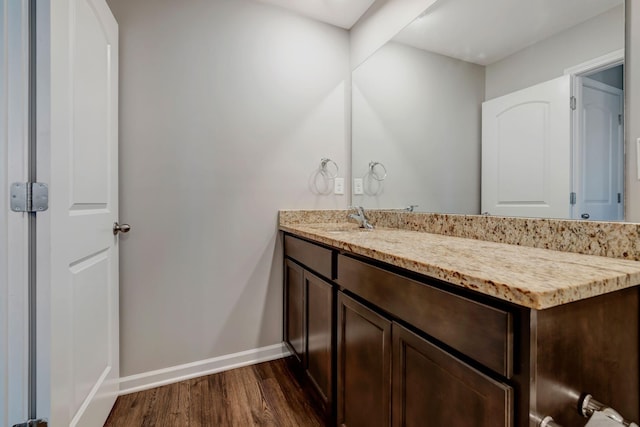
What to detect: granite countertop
<box><xmin>280</xmin><ymin>222</ymin><xmax>640</xmax><ymax>310</ymax></box>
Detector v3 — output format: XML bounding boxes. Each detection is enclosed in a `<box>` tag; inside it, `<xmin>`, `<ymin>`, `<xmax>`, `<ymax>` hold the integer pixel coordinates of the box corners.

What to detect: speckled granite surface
<box><xmin>279</xmin><ymin>210</ymin><xmax>640</xmax><ymax>260</ymax></box>
<box><xmin>279</xmin><ymin>210</ymin><xmax>640</xmax><ymax>309</ymax></box>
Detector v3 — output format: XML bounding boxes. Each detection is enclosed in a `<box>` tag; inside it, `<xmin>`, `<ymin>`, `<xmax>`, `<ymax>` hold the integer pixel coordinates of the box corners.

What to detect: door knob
<box><xmin>581</xmin><ymin>213</ymin><xmax>590</xmax><ymax>219</ymax></box>
<box><xmin>113</xmin><ymin>222</ymin><xmax>131</xmax><ymax>235</ymax></box>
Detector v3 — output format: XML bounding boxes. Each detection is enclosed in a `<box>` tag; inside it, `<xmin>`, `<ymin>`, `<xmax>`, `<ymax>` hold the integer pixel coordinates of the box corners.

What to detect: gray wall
<box><xmin>106</xmin><ymin>0</ymin><xmax>640</xmax><ymax>380</ymax></box>
<box><xmin>352</xmin><ymin>41</ymin><xmax>484</xmax><ymax>213</ymax></box>
<box><xmin>106</xmin><ymin>0</ymin><xmax>350</xmax><ymax>377</ymax></box>
<box><xmin>486</xmin><ymin>5</ymin><xmax>624</xmax><ymax>99</ymax></box>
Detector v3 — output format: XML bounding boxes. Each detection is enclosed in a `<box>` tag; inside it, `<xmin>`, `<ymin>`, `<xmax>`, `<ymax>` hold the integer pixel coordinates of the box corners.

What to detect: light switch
<box><xmin>334</xmin><ymin>177</ymin><xmax>345</xmax><ymax>195</ymax></box>
<box><xmin>353</xmin><ymin>178</ymin><xmax>363</xmax><ymax>195</ymax></box>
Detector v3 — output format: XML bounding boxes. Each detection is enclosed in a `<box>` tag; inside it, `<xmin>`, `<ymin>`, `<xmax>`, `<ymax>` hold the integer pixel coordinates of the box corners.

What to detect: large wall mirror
<box><xmin>352</xmin><ymin>0</ymin><xmax>628</xmax><ymax>221</ymax></box>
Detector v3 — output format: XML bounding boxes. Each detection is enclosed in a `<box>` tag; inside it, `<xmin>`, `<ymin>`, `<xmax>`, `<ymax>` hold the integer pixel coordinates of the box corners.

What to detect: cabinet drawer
<box><xmin>337</xmin><ymin>254</ymin><xmax>513</xmax><ymax>378</ymax></box>
<box><xmin>284</xmin><ymin>235</ymin><xmax>333</xmax><ymax>279</ymax></box>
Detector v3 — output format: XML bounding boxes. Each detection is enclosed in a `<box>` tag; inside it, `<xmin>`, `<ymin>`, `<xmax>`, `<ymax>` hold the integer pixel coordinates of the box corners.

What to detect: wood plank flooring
<box><xmin>104</xmin><ymin>357</ymin><xmax>326</xmax><ymax>427</ymax></box>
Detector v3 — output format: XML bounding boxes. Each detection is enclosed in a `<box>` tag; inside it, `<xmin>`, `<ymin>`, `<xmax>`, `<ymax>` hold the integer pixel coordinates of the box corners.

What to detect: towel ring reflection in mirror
<box><xmin>320</xmin><ymin>158</ymin><xmax>339</xmax><ymax>179</ymax></box>
<box><xmin>369</xmin><ymin>161</ymin><xmax>387</xmax><ymax>181</ymax></box>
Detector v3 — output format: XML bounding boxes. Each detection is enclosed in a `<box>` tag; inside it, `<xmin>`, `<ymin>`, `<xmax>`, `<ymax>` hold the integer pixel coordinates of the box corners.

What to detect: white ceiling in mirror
<box><xmin>255</xmin><ymin>0</ymin><xmax>376</xmax><ymax>29</ymax></box>
<box><xmin>393</xmin><ymin>0</ymin><xmax>623</xmax><ymax>65</ymax></box>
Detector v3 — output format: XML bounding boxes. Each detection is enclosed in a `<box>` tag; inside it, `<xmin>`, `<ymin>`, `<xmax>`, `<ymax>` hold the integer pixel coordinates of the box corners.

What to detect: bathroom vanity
<box><xmin>280</xmin><ymin>210</ymin><xmax>640</xmax><ymax>427</ymax></box>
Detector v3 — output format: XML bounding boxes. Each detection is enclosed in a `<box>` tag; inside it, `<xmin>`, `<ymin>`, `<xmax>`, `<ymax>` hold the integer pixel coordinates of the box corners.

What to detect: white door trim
<box><xmin>567</xmin><ymin>53</ymin><xmax>625</xmax><ymax>220</ymax></box>
<box><xmin>564</xmin><ymin>49</ymin><xmax>624</xmax><ymax>76</ymax></box>
<box><xmin>35</xmin><ymin>0</ymin><xmax>51</xmax><ymax>421</ymax></box>
<box><xmin>1</xmin><ymin>0</ymin><xmax>30</xmax><ymax>425</ymax></box>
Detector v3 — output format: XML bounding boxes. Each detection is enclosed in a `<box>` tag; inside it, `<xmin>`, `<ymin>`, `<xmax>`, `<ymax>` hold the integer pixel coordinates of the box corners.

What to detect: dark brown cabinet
<box><xmin>305</xmin><ymin>271</ymin><xmax>334</xmax><ymax>415</ymax></box>
<box><xmin>282</xmin><ymin>233</ymin><xmax>640</xmax><ymax>427</ymax></box>
<box><xmin>336</xmin><ymin>254</ymin><xmax>513</xmax><ymax>378</ymax></box>
<box><xmin>392</xmin><ymin>323</ymin><xmax>513</xmax><ymax>427</ymax></box>
<box><xmin>337</xmin><ymin>292</ymin><xmax>391</xmax><ymax>427</ymax></box>
<box><xmin>284</xmin><ymin>236</ymin><xmax>336</xmax><ymax>420</ymax></box>
<box><xmin>336</xmin><ymin>291</ymin><xmax>513</xmax><ymax>427</ymax></box>
<box><xmin>284</xmin><ymin>259</ymin><xmax>305</xmax><ymax>363</ymax></box>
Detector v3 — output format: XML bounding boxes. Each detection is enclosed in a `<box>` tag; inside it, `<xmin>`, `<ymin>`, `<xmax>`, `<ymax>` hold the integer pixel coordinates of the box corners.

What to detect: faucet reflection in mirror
<box><xmin>352</xmin><ymin>0</ymin><xmax>628</xmax><ymax>221</ymax></box>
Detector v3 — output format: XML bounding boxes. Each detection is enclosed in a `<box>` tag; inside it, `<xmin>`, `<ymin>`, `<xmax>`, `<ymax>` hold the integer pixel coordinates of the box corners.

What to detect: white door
<box><xmin>574</xmin><ymin>77</ymin><xmax>624</xmax><ymax>221</ymax></box>
<box><xmin>482</xmin><ymin>75</ymin><xmax>571</xmax><ymax>218</ymax></box>
<box><xmin>47</xmin><ymin>0</ymin><xmax>120</xmax><ymax>425</ymax></box>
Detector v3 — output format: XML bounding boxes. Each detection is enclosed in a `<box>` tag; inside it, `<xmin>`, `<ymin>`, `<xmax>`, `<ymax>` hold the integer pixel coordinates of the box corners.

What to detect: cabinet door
<box><xmin>337</xmin><ymin>292</ymin><xmax>392</xmax><ymax>427</ymax></box>
<box><xmin>305</xmin><ymin>271</ymin><xmax>334</xmax><ymax>414</ymax></box>
<box><xmin>392</xmin><ymin>323</ymin><xmax>513</xmax><ymax>427</ymax></box>
<box><xmin>284</xmin><ymin>259</ymin><xmax>305</xmax><ymax>363</ymax></box>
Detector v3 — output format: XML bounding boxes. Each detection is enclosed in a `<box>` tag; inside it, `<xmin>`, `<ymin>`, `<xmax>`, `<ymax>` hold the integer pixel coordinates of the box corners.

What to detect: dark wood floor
<box><xmin>104</xmin><ymin>357</ymin><xmax>326</xmax><ymax>427</ymax></box>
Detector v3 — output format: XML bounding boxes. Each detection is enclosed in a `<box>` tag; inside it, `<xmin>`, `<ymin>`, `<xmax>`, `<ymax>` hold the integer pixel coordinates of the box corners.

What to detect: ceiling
<box><xmin>255</xmin><ymin>0</ymin><xmax>622</xmax><ymax>64</ymax></box>
<box><xmin>256</xmin><ymin>0</ymin><xmax>376</xmax><ymax>29</ymax></box>
<box><xmin>392</xmin><ymin>0</ymin><xmax>623</xmax><ymax>65</ymax></box>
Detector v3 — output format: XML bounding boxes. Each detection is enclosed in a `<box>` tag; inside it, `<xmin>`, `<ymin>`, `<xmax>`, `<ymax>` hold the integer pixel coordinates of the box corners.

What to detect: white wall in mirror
<box><xmin>627</xmin><ymin>1</ymin><xmax>640</xmax><ymax>222</ymax></box>
<box><xmin>392</xmin><ymin>0</ymin><xmax>621</xmax><ymax>66</ymax></box>
<box><xmin>352</xmin><ymin>0</ymin><xmax>627</xmax><ymax>219</ymax></box>
<box><xmin>486</xmin><ymin>5</ymin><xmax>623</xmax><ymax>99</ymax></box>
<box><xmin>352</xmin><ymin>42</ymin><xmax>484</xmax><ymax>212</ymax></box>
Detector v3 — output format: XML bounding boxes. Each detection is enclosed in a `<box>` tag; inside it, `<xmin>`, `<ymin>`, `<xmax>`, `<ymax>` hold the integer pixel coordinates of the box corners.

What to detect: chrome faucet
<box><xmin>348</xmin><ymin>206</ymin><xmax>374</xmax><ymax>229</ymax></box>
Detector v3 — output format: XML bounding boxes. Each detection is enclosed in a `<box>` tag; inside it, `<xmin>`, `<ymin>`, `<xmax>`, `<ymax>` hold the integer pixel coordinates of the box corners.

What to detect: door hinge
<box><xmin>570</xmin><ymin>192</ymin><xmax>577</xmax><ymax>205</ymax></box>
<box><xmin>13</xmin><ymin>419</ymin><xmax>48</xmax><ymax>427</ymax></box>
<box><xmin>570</xmin><ymin>96</ymin><xmax>577</xmax><ymax>110</ymax></box>
<box><xmin>618</xmin><ymin>114</ymin><xmax>622</xmax><ymax>125</ymax></box>
<box><xmin>10</xmin><ymin>182</ymin><xmax>49</xmax><ymax>212</ymax></box>
<box><xmin>618</xmin><ymin>193</ymin><xmax>622</xmax><ymax>204</ymax></box>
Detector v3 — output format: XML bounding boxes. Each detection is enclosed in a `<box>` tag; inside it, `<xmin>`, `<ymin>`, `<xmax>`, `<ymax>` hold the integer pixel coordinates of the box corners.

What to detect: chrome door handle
<box><xmin>113</xmin><ymin>222</ymin><xmax>131</xmax><ymax>235</ymax></box>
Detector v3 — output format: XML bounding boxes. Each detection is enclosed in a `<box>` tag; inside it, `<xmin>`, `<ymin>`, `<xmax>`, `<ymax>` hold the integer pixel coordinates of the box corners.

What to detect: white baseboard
<box><xmin>118</xmin><ymin>342</ymin><xmax>291</xmax><ymax>396</ymax></box>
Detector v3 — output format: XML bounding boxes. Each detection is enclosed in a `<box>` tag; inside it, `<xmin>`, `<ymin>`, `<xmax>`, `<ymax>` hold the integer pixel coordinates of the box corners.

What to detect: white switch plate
<box><xmin>353</xmin><ymin>178</ymin><xmax>364</xmax><ymax>195</ymax></box>
<box><xmin>334</xmin><ymin>177</ymin><xmax>345</xmax><ymax>195</ymax></box>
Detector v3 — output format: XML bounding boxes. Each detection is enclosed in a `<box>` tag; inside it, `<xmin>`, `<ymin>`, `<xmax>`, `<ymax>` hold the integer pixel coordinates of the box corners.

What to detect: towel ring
<box><xmin>369</xmin><ymin>161</ymin><xmax>387</xmax><ymax>181</ymax></box>
<box><xmin>320</xmin><ymin>158</ymin><xmax>339</xmax><ymax>179</ymax></box>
